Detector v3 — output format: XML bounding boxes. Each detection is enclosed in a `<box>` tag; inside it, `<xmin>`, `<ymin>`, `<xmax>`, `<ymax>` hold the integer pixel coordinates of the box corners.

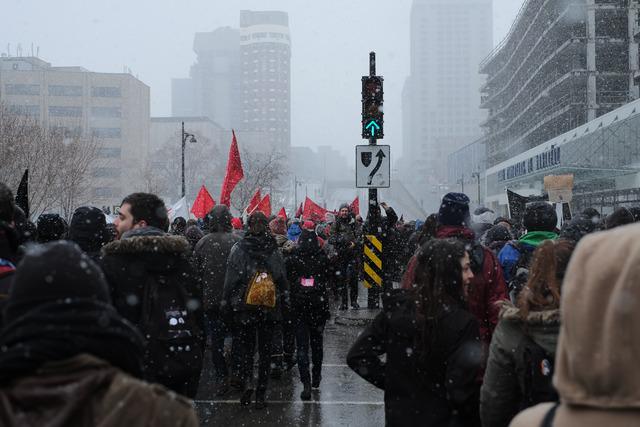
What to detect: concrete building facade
<box><xmin>0</xmin><ymin>56</ymin><xmax>150</xmax><ymax>210</ymax></box>
<box><xmin>401</xmin><ymin>0</ymin><xmax>493</xmax><ymax>210</ymax></box>
<box><xmin>480</xmin><ymin>0</ymin><xmax>640</xmax><ymax>168</ymax></box>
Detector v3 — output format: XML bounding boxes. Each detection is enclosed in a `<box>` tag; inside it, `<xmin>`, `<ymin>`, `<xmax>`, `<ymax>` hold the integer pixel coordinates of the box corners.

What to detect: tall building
<box><xmin>172</xmin><ymin>27</ymin><xmax>241</xmax><ymax>130</ymax></box>
<box><xmin>480</xmin><ymin>0</ymin><xmax>640</xmax><ymax>168</ymax></box>
<box><xmin>239</xmin><ymin>10</ymin><xmax>291</xmax><ymax>153</ymax></box>
<box><xmin>172</xmin><ymin>10</ymin><xmax>291</xmax><ymax>153</ymax></box>
<box><xmin>0</xmin><ymin>56</ymin><xmax>150</xmax><ymax>210</ymax></box>
<box><xmin>401</xmin><ymin>0</ymin><xmax>493</xmax><ymax>208</ymax></box>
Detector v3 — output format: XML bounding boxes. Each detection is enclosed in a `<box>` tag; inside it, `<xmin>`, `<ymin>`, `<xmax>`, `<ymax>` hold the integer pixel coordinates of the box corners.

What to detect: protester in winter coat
<box><xmin>184</xmin><ymin>225</ymin><xmax>204</xmax><ymax>253</ymax></box>
<box><xmin>67</xmin><ymin>206</ymin><xmax>109</xmax><ymax>261</ymax></box>
<box><xmin>36</xmin><ymin>213</ymin><xmax>68</xmax><ymax>243</ymax></box>
<box><xmin>403</xmin><ymin>193</ymin><xmax>507</xmax><ymax>348</ymax></box>
<box><xmin>101</xmin><ymin>193</ymin><xmax>205</xmax><ymax>398</ymax></box>
<box><xmin>171</xmin><ymin>216</ymin><xmax>187</xmax><ymax>235</ymax></box>
<box><xmin>330</xmin><ymin>204</ymin><xmax>359</xmax><ymax>309</ymax></box>
<box><xmin>269</xmin><ymin>216</ymin><xmax>296</xmax><ymax>378</ymax></box>
<box><xmin>347</xmin><ymin>239</ymin><xmax>482</xmax><ymax>427</ymax></box>
<box><xmin>604</xmin><ymin>206</ymin><xmax>634</xmax><ymax>229</ymax></box>
<box><xmin>510</xmin><ymin>223</ymin><xmax>640</xmax><ymax>427</ymax></box>
<box><xmin>285</xmin><ymin>228</ymin><xmax>331</xmax><ymax>400</ymax></box>
<box><xmin>192</xmin><ymin>205</ymin><xmax>241</xmax><ymax>396</ymax></box>
<box><xmin>287</xmin><ymin>221</ymin><xmax>302</xmax><ymax>242</ymax></box>
<box><xmin>499</xmin><ymin>201</ymin><xmax>558</xmax><ymax>302</ymax></box>
<box><xmin>222</xmin><ymin>211</ymin><xmax>289</xmax><ymax>408</ymax></box>
<box><xmin>559</xmin><ymin>216</ymin><xmax>597</xmax><ymax>244</ymax></box>
<box><xmin>0</xmin><ymin>183</ymin><xmax>18</xmax><ymax>321</ymax></box>
<box><xmin>0</xmin><ymin>241</ymin><xmax>198</xmax><ymax>427</ymax></box>
<box><xmin>485</xmin><ymin>224</ymin><xmax>512</xmax><ymax>255</ymax></box>
<box><xmin>471</xmin><ymin>207</ymin><xmax>496</xmax><ymax>243</ymax></box>
<box><xmin>480</xmin><ymin>239</ymin><xmax>575</xmax><ymax>427</ymax></box>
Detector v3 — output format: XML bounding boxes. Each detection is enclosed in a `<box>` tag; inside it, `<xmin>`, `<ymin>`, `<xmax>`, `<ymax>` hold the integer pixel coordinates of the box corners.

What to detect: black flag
<box><xmin>506</xmin><ymin>189</ymin><xmax>548</xmax><ymax>227</ymax></box>
<box><xmin>15</xmin><ymin>169</ymin><xmax>29</xmax><ymax>219</ymax></box>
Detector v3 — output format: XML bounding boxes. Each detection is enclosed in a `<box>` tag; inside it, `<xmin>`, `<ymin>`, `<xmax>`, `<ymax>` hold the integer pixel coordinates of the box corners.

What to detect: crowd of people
<box><xmin>2</xmin><ymin>179</ymin><xmax>640</xmax><ymax>426</ymax></box>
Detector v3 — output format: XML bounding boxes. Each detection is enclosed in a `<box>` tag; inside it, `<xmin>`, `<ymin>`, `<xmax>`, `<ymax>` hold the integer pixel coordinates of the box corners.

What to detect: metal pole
<box><xmin>368</xmin><ymin>51</ymin><xmax>379</xmax><ymax>229</ymax></box>
<box><xmin>294</xmin><ymin>176</ymin><xmax>298</xmax><ymax>212</ymax></box>
<box><xmin>461</xmin><ymin>175</ymin><xmax>464</xmax><ymax>194</ymax></box>
<box><xmin>476</xmin><ymin>173</ymin><xmax>481</xmax><ymax>206</ymax></box>
<box><xmin>181</xmin><ymin>121</ymin><xmax>186</xmax><ymax>198</ymax></box>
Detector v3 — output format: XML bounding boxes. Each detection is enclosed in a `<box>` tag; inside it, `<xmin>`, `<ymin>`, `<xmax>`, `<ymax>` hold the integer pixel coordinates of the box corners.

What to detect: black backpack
<box><xmin>507</xmin><ymin>242</ymin><xmax>534</xmax><ymax>303</ymax></box>
<box><xmin>139</xmin><ymin>274</ymin><xmax>204</xmax><ymax>383</ymax></box>
<box><xmin>520</xmin><ymin>334</ymin><xmax>558</xmax><ymax>410</ymax></box>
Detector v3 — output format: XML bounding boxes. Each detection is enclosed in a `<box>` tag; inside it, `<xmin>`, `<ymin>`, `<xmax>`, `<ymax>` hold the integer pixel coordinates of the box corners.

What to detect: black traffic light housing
<box><xmin>361</xmin><ymin>76</ymin><xmax>384</xmax><ymax>139</ymax></box>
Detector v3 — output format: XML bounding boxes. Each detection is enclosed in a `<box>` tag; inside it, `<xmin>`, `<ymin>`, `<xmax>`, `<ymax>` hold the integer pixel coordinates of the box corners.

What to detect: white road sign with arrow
<box><xmin>355</xmin><ymin>145</ymin><xmax>391</xmax><ymax>188</ymax></box>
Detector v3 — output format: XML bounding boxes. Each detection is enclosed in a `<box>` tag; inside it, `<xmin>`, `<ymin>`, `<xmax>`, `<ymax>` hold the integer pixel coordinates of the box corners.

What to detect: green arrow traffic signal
<box><xmin>366</xmin><ymin>120</ymin><xmax>381</xmax><ymax>137</ymax></box>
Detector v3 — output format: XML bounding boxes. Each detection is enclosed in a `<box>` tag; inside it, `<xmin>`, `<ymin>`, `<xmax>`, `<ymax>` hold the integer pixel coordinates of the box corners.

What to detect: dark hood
<box><xmin>297</xmin><ymin>228</ymin><xmax>321</xmax><ymax>255</ymax></box>
<box><xmin>208</xmin><ymin>205</ymin><xmax>232</xmax><ymax>233</ymax></box>
<box><xmin>239</xmin><ymin>234</ymin><xmax>278</xmax><ymax>262</ymax></box>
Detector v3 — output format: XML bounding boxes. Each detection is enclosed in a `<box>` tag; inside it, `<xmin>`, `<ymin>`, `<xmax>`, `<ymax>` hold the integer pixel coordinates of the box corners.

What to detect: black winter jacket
<box><xmin>285</xmin><ymin>229</ymin><xmax>330</xmax><ymax>325</ymax></box>
<box><xmin>347</xmin><ymin>290</ymin><xmax>482</xmax><ymax>427</ymax></box>
<box><xmin>222</xmin><ymin>233</ymin><xmax>289</xmax><ymax>322</ymax></box>
<box><xmin>193</xmin><ymin>230</ymin><xmax>240</xmax><ymax>313</ymax></box>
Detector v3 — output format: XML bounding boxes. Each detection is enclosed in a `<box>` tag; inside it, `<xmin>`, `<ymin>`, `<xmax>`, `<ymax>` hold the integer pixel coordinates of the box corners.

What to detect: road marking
<box><xmin>321</xmin><ymin>363</ymin><xmax>349</xmax><ymax>367</ymax></box>
<box><xmin>195</xmin><ymin>400</ymin><xmax>384</xmax><ymax>405</ymax></box>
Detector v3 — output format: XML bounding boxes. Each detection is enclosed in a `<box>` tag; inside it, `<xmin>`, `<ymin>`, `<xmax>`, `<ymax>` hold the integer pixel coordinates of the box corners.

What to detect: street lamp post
<box><xmin>181</xmin><ymin>121</ymin><xmax>197</xmax><ymax>199</ymax></box>
<box><xmin>472</xmin><ymin>172</ymin><xmax>481</xmax><ymax>206</ymax></box>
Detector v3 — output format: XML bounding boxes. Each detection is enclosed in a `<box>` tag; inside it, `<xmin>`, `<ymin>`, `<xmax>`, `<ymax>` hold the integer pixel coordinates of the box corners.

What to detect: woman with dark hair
<box><xmin>480</xmin><ymin>239</ymin><xmax>575</xmax><ymax>427</ymax></box>
<box><xmin>347</xmin><ymin>239</ymin><xmax>481</xmax><ymax>427</ymax></box>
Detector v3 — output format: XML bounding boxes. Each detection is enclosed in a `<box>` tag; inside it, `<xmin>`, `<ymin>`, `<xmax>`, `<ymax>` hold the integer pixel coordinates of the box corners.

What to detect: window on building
<box><xmin>93</xmin><ymin>187</ymin><xmax>118</xmax><ymax>198</ymax></box>
<box><xmin>91</xmin><ymin>127</ymin><xmax>121</xmax><ymax>138</ymax></box>
<box><xmin>96</xmin><ymin>147</ymin><xmax>122</xmax><ymax>159</ymax></box>
<box><xmin>91</xmin><ymin>106</ymin><xmax>121</xmax><ymax>118</ymax></box>
<box><xmin>49</xmin><ymin>106</ymin><xmax>83</xmax><ymax>117</ymax></box>
<box><xmin>48</xmin><ymin>85</ymin><xmax>83</xmax><ymax>96</ymax></box>
<box><xmin>8</xmin><ymin>105</ymin><xmax>40</xmax><ymax>117</ymax></box>
<box><xmin>5</xmin><ymin>84</ymin><xmax>40</xmax><ymax>95</ymax></box>
<box><xmin>91</xmin><ymin>86</ymin><xmax>121</xmax><ymax>97</ymax></box>
<box><xmin>50</xmin><ymin>126</ymin><xmax>82</xmax><ymax>138</ymax></box>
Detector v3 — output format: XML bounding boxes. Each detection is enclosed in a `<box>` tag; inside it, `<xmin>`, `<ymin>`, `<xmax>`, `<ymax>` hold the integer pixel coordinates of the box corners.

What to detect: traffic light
<box><xmin>361</xmin><ymin>76</ymin><xmax>384</xmax><ymax>139</ymax></box>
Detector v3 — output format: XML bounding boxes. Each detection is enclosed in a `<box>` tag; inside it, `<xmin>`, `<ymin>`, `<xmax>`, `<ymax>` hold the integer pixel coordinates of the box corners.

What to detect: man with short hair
<box><xmin>113</xmin><ymin>192</ymin><xmax>169</xmax><ymax>239</ymax></box>
<box><xmin>101</xmin><ymin>192</ymin><xmax>204</xmax><ymax>398</ymax></box>
<box><xmin>330</xmin><ymin>203</ymin><xmax>358</xmax><ymax>310</ymax></box>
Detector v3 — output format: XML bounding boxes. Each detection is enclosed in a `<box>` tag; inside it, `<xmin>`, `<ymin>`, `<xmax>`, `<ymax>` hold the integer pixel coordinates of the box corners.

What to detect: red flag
<box><xmin>251</xmin><ymin>194</ymin><xmax>271</xmax><ymax>217</ymax></box>
<box><xmin>246</xmin><ymin>188</ymin><xmax>261</xmax><ymax>213</ymax></box>
<box><xmin>277</xmin><ymin>207</ymin><xmax>287</xmax><ymax>222</ymax></box>
<box><xmin>303</xmin><ymin>197</ymin><xmax>331</xmax><ymax>223</ymax></box>
<box><xmin>191</xmin><ymin>185</ymin><xmax>216</xmax><ymax>219</ymax></box>
<box><xmin>220</xmin><ymin>130</ymin><xmax>244</xmax><ymax>207</ymax></box>
<box><xmin>295</xmin><ymin>202</ymin><xmax>303</xmax><ymax>218</ymax></box>
<box><xmin>349</xmin><ymin>196</ymin><xmax>360</xmax><ymax>216</ymax></box>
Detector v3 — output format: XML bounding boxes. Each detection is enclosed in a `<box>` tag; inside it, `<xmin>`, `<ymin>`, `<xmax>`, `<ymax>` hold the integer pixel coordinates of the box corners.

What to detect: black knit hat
<box><xmin>4</xmin><ymin>241</ymin><xmax>110</xmax><ymax>323</ymax></box>
<box><xmin>68</xmin><ymin>206</ymin><xmax>107</xmax><ymax>244</ymax></box>
<box><xmin>438</xmin><ymin>193</ymin><xmax>470</xmax><ymax>226</ymax></box>
<box><xmin>523</xmin><ymin>201</ymin><xmax>557</xmax><ymax>232</ymax></box>
<box><xmin>36</xmin><ymin>213</ymin><xmax>68</xmax><ymax>243</ymax></box>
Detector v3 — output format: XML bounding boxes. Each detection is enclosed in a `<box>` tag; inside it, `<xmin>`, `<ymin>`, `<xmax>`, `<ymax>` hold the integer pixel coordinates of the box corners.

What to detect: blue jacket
<box><xmin>287</xmin><ymin>223</ymin><xmax>302</xmax><ymax>242</ymax></box>
<box><xmin>498</xmin><ymin>231</ymin><xmax>558</xmax><ymax>282</ymax></box>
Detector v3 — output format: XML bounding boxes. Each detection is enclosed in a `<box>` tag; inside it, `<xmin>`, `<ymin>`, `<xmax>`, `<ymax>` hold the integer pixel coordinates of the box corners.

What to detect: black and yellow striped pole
<box><xmin>363</xmin><ymin>234</ymin><xmax>383</xmax><ymax>289</ymax></box>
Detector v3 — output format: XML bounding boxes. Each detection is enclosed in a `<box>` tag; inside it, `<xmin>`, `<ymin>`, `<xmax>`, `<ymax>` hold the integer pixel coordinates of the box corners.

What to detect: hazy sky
<box><xmin>1</xmin><ymin>0</ymin><xmax>524</xmax><ymax>158</ymax></box>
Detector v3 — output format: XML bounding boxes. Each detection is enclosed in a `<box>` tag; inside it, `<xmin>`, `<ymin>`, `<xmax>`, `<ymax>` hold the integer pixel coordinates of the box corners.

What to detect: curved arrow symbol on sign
<box><xmin>367</xmin><ymin>149</ymin><xmax>386</xmax><ymax>185</ymax></box>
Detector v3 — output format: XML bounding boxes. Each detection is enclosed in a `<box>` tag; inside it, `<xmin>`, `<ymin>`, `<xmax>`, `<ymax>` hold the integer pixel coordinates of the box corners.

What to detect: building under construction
<box><xmin>480</xmin><ymin>0</ymin><xmax>640</xmax><ymax>168</ymax></box>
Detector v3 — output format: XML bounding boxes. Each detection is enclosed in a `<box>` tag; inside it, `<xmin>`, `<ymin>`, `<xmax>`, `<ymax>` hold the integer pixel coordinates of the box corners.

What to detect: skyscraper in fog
<box><xmin>239</xmin><ymin>10</ymin><xmax>291</xmax><ymax>153</ymax></box>
<box><xmin>401</xmin><ymin>0</ymin><xmax>492</xmax><ymax>208</ymax></box>
<box><xmin>172</xmin><ymin>10</ymin><xmax>291</xmax><ymax>153</ymax></box>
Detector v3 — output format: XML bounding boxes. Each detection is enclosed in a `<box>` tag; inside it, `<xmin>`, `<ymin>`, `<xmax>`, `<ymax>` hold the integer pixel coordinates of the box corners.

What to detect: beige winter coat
<box><xmin>510</xmin><ymin>223</ymin><xmax>640</xmax><ymax>426</ymax></box>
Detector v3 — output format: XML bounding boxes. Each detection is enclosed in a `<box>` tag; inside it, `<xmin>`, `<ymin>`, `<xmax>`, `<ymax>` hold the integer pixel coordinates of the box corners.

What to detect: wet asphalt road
<box><xmin>193</xmin><ymin>305</ymin><xmax>385</xmax><ymax>426</ymax></box>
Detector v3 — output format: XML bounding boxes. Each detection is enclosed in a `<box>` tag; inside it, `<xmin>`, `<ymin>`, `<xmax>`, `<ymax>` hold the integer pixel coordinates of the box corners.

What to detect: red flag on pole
<box><xmin>251</xmin><ymin>194</ymin><xmax>271</xmax><ymax>217</ymax></box>
<box><xmin>191</xmin><ymin>185</ymin><xmax>216</xmax><ymax>219</ymax></box>
<box><xmin>246</xmin><ymin>188</ymin><xmax>261</xmax><ymax>214</ymax></box>
<box><xmin>349</xmin><ymin>196</ymin><xmax>360</xmax><ymax>216</ymax></box>
<box><xmin>220</xmin><ymin>130</ymin><xmax>244</xmax><ymax>207</ymax></box>
<box><xmin>277</xmin><ymin>207</ymin><xmax>287</xmax><ymax>222</ymax></box>
<box><xmin>295</xmin><ymin>202</ymin><xmax>303</xmax><ymax>218</ymax></box>
<box><xmin>303</xmin><ymin>197</ymin><xmax>332</xmax><ymax>223</ymax></box>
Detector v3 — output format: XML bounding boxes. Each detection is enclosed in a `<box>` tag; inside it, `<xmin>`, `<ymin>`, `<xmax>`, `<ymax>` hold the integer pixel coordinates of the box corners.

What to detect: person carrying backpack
<box><xmin>499</xmin><ymin>202</ymin><xmax>559</xmax><ymax>303</ymax></box>
<box><xmin>480</xmin><ymin>239</ymin><xmax>575</xmax><ymax>427</ymax></box>
<box><xmin>101</xmin><ymin>193</ymin><xmax>205</xmax><ymax>398</ymax></box>
<box><xmin>222</xmin><ymin>212</ymin><xmax>289</xmax><ymax>409</ymax></box>
<box><xmin>285</xmin><ymin>227</ymin><xmax>331</xmax><ymax>400</ymax></box>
